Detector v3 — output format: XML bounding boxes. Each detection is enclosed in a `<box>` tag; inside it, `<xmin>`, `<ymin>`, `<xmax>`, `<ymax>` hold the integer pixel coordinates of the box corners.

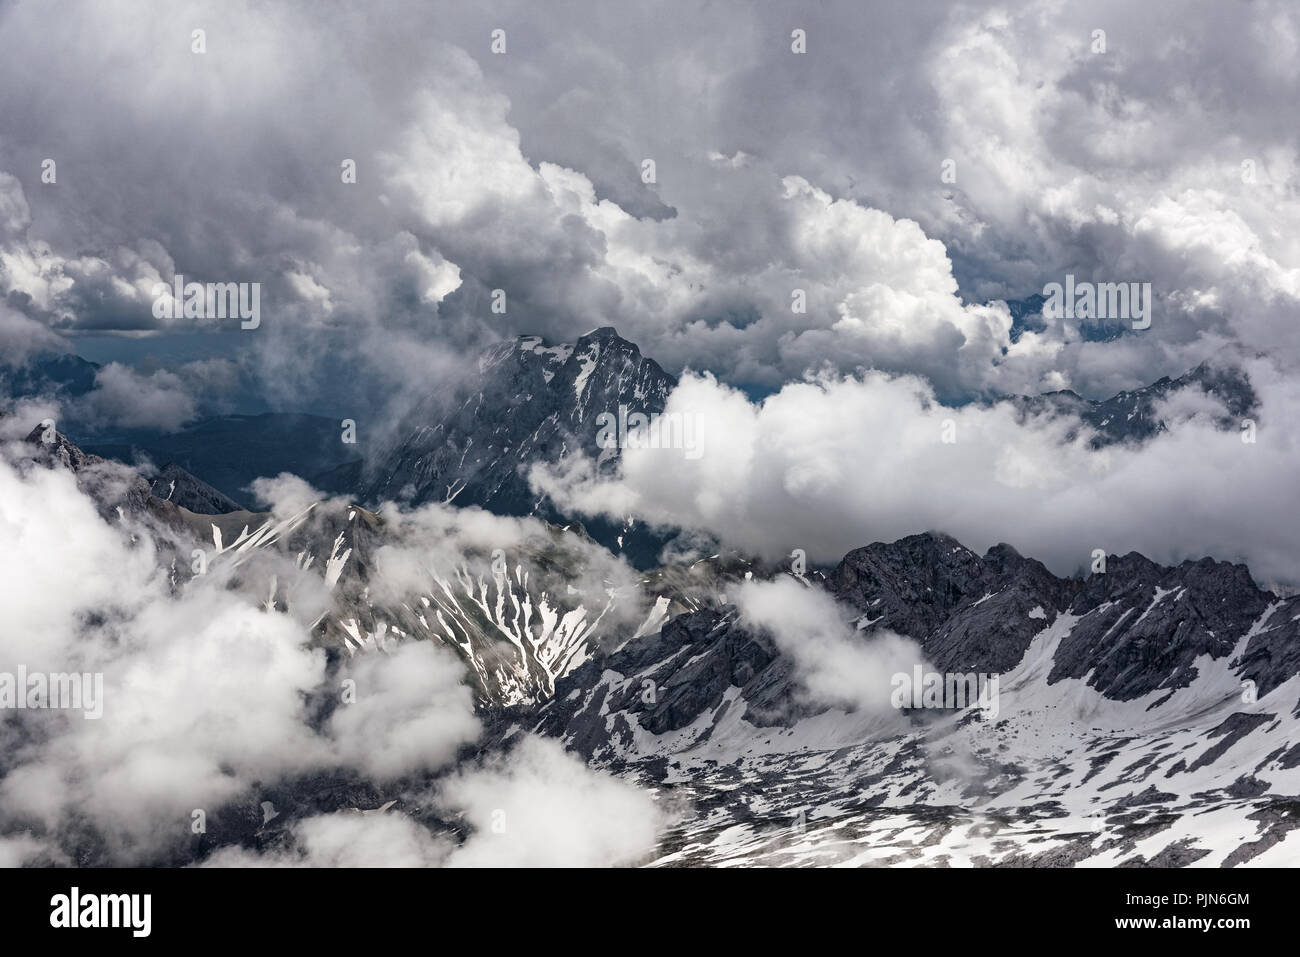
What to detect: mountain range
<box><xmin>9</xmin><ymin>328</ymin><xmax>1298</xmax><ymax>866</ymax></box>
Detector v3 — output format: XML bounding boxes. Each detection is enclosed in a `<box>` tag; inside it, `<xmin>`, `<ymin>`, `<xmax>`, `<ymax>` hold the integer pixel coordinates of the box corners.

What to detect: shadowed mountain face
<box><xmin>83</xmin><ymin>413</ymin><xmax>362</xmax><ymax>505</ymax></box>
<box><xmin>366</xmin><ymin>327</ymin><xmax>676</xmax><ymax>512</ymax></box>
<box><xmin>526</xmin><ymin>533</ymin><xmax>1300</xmax><ymax>867</ymax></box>
<box><xmin>148</xmin><ymin>462</ymin><xmax>246</xmax><ymax>514</ymax></box>
<box><xmin>1004</xmin><ymin>360</ymin><xmax>1258</xmax><ymax>447</ymax></box>
<box><xmin>0</xmin><ymin>352</ymin><xmax>99</xmax><ymax>398</ymax></box>
<box><xmin>361</xmin><ymin>327</ymin><xmax>678</xmax><ymax>565</ymax></box>
<box><xmin>539</xmin><ymin>532</ymin><xmax>1299</xmax><ymax>755</ymax></box>
<box><xmin>827</xmin><ymin>533</ymin><xmax>1274</xmax><ymax>700</ymax></box>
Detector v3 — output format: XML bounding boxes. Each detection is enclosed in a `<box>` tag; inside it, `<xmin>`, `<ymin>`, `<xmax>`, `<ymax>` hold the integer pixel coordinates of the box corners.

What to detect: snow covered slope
<box><xmin>525</xmin><ymin>533</ymin><xmax>1300</xmax><ymax>866</ymax></box>
<box><xmin>19</xmin><ymin>421</ymin><xmax>1298</xmax><ymax>866</ymax></box>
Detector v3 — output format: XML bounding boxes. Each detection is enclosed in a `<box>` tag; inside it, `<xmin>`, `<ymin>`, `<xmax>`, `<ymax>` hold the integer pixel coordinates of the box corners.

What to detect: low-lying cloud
<box><xmin>0</xmin><ymin>444</ymin><xmax>665</xmax><ymax>866</ymax></box>
<box><xmin>736</xmin><ymin>578</ymin><xmax>925</xmax><ymax>717</ymax></box>
<box><xmin>533</xmin><ymin>353</ymin><xmax>1300</xmax><ymax>589</ymax></box>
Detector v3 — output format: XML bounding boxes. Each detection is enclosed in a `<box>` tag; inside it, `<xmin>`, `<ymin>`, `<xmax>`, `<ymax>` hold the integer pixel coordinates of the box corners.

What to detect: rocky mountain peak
<box><xmin>364</xmin><ymin>329</ymin><xmax>676</xmax><ymax>560</ymax></box>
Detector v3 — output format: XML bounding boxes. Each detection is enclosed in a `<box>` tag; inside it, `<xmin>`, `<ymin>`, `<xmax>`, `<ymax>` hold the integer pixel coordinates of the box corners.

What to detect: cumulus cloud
<box><xmin>2</xmin><ymin>0</ymin><xmax>1296</xmax><ymax>431</ymax></box>
<box><xmin>0</xmin><ymin>456</ymin><xmax>319</xmax><ymax>860</ymax></box>
<box><xmin>330</xmin><ymin>641</ymin><xmax>481</xmax><ymax>781</ymax></box>
<box><xmin>248</xmin><ymin>472</ymin><xmax>332</xmax><ymax>518</ymax></box>
<box><xmin>0</xmin><ymin>833</ymin><xmax>60</xmax><ymax>867</ymax></box>
<box><xmin>365</xmin><ymin>495</ymin><xmax>653</xmax><ymax>641</ymax></box>
<box><xmin>533</xmin><ymin>352</ymin><xmax>1300</xmax><ymax>588</ymax></box>
<box><xmin>0</xmin><ymin>435</ymin><xmax>670</xmax><ymax>866</ymax></box>
<box><xmin>438</xmin><ymin>735</ymin><xmax>665</xmax><ymax>867</ymax></box>
<box><xmin>464</xmin><ymin>0</ymin><xmax>1300</xmax><ymax>399</ymax></box>
<box><xmin>736</xmin><ymin>578</ymin><xmax>925</xmax><ymax>716</ymax></box>
<box><xmin>73</xmin><ymin>362</ymin><xmax>197</xmax><ymax>431</ymax></box>
<box><xmin>202</xmin><ymin>734</ymin><xmax>668</xmax><ymax>868</ymax></box>
<box><xmin>0</xmin><ymin>449</ymin><xmax>483</xmax><ymax>863</ymax></box>
<box><xmin>0</xmin><ymin>300</ymin><xmax>66</xmax><ymax>365</ymax></box>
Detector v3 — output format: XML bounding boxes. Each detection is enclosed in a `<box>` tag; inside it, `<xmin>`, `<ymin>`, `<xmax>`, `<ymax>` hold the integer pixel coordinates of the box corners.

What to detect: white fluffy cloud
<box><xmin>74</xmin><ymin>362</ymin><xmax>197</xmax><ymax>431</ymax></box>
<box><xmin>438</xmin><ymin>735</ymin><xmax>665</xmax><ymax>867</ymax></box>
<box><xmin>0</xmin><ymin>451</ymin><xmax>482</xmax><ymax>861</ymax></box>
<box><xmin>2</xmin><ymin>0</ymin><xmax>1296</xmax><ymax>421</ymax></box>
<box><xmin>0</xmin><ymin>443</ymin><xmax>666</xmax><ymax>865</ymax></box>
<box><xmin>0</xmin><ymin>455</ymin><xmax>326</xmax><ymax>859</ymax></box>
<box><xmin>736</xmin><ymin>578</ymin><xmax>925</xmax><ymax>717</ymax></box>
<box><xmin>201</xmin><ymin>812</ymin><xmax>453</xmax><ymax>868</ymax></box>
<box><xmin>201</xmin><ymin>734</ymin><xmax>668</xmax><ymax>868</ymax></box>
<box><xmin>330</xmin><ymin>640</ymin><xmax>481</xmax><ymax>781</ymax></box>
<box><xmin>533</xmin><ymin>352</ymin><xmax>1300</xmax><ymax>589</ymax></box>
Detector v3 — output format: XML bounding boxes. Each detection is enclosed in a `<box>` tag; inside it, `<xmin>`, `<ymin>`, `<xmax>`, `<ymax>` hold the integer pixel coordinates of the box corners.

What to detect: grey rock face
<box><xmin>368</xmin><ymin>327</ymin><xmax>675</xmax><ymax>515</ymax></box>
<box><xmin>363</xmin><ymin>327</ymin><xmax>679</xmax><ymax>566</ymax></box>
<box><xmin>822</xmin><ymin>532</ymin><xmax>1289</xmax><ymax>702</ymax></box>
<box><xmin>828</xmin><ymin>533</ymin><xmax>1071</xmax><ymax>673</ymax></box>
<box><xmin>149</xmin><ymin>462</ymin><xmax>245</xmax><ymax>514</ymax></box>
<box><xmin>1052</xmin><ymin>555</ymin><xmax>1273</xmax><ymax>700</ymax></box>
<box><xmin>1005</xmin><ymin>359</ymin><xmax>1257</xmax><ymax>447</ymax></box>
<box><xmin>23</xmin><ymin>422</ymin><xmax>156</xmax><ymax>517</ymax></box>
<box><xmin>531</xmin><ymin>530</ymin><xmax>1300</xmax><ymax>766</ymax></box>
<box><xmin>537</xmin><ymin>608</ymin><xmax>792</xmax><ymax>760</ymax></box>
<box><xmin>1237</xmin><ymin>599</ymin><xmax>1300</xmax><ymax>698</ymax></box>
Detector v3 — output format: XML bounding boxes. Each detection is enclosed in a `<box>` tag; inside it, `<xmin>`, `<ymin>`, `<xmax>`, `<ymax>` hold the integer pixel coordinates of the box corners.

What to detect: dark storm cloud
<box><xmin>0</xmin><ymin>0</ymin><xmax>1295</xmax><ymax>434</ymax></box>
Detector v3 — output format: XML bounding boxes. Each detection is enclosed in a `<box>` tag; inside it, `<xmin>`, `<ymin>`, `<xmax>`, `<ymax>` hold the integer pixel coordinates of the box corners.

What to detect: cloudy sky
<box><xmin>2</xmin><ymin>0</ymin><xmax>1296</xmax><ymax>395</ymax></box>
<box><xmin>1</xmin><ymin>0</ymin><xmax>1298</xmax><ymax>577</ymax></box>
<box><xmin>2</xmin><ymin>0</ymin><xmax>1300</xmax><ymax>869</ymax></box>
